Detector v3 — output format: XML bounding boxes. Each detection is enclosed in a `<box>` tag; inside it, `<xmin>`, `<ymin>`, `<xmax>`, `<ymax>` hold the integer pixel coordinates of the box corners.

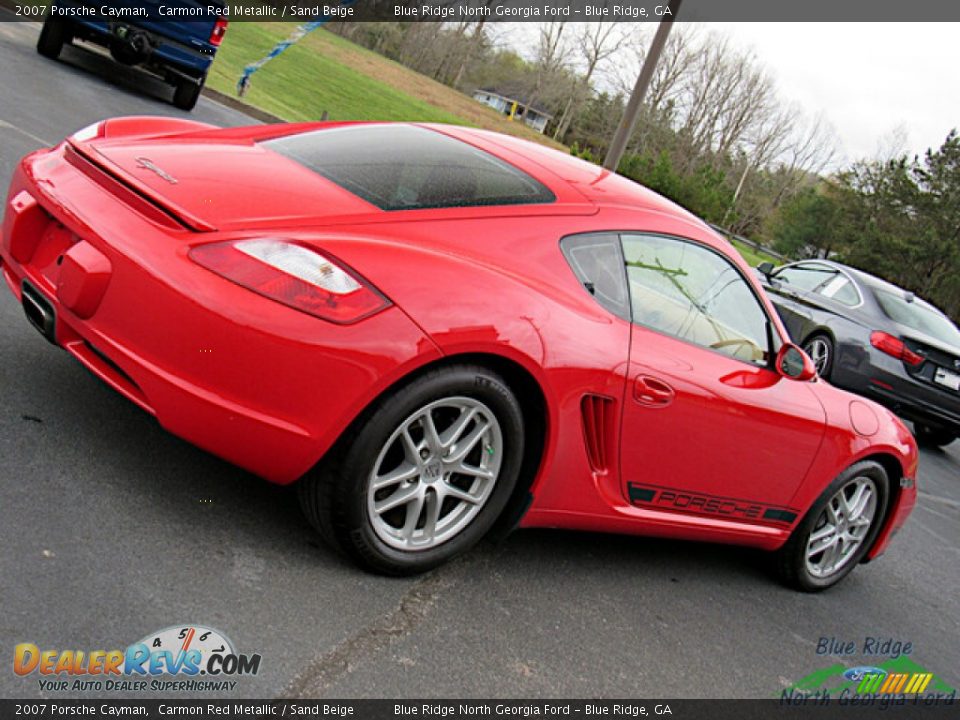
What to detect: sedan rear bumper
<box><xmin>833</xmin><ymin>351</ymin><xmax>960</xmax><ymax>433</ymax></box>
<box><xmin>866</xmin><ymin>383</ymin><xmax>960</xmax><ymax>433</ymax></box>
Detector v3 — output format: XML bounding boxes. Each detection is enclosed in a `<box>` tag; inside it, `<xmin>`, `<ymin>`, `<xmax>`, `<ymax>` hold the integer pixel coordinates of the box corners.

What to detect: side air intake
<box><xmin>581</xmin><ymin>394</ymin><xmax>615</xmax><ymax>474</ymax></box>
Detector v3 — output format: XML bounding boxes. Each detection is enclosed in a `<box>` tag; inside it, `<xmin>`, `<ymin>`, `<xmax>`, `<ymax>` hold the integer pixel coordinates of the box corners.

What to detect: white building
<box><xmin>473</xmin><ymin>89</ymin><xmax>553</xmax><ymax>134</ymax></box>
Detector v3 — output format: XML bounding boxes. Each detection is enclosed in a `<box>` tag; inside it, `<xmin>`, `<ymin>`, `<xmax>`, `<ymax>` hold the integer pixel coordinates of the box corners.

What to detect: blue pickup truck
<box><xmin>36</xmin><ymin>0</ymin><xmax>229</xmax><ymax>110</ymax></box>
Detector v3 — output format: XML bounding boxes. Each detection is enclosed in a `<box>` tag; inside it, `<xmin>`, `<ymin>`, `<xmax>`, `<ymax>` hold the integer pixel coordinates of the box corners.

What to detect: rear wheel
<box><xmin>775</xmin><ymin>460</ymin><xmax>888</xmax><ymax>592</ymax></box>
<box><xmin>173</xmin><ymin>78</ymin><xmax>204</xmax><ymax>111</ymax></box>
<box><xmin>802</xmin><ymin>333</ymin><xmax>834</xmax><ymax>379</ymax></box>
<box><xmin>298</xmin><ymin>364</ymin><xmax>525</xmax><ymax>575</ymax></box>
<box><xmin>37</xmin><ymin>16</ymin><xmax>67</xmax><ymax>59</ymax></box>
<box><xmin>914</xmin><ymin>422</ymin><xmax>956</xmax><ymax>448</ymax></box>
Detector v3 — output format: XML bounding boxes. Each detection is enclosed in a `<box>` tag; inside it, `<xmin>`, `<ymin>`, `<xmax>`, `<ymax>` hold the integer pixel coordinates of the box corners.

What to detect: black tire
<box><xmin>914</xmin><ymin>422</ymin><xmax>956</xmax><ymax>448</ymax></box>
<box><xmin>775</xmin><ymin>460</ymin><xmax>889</xmax><ymax>592</ymax></box>
<box><xmin>802</xmin><ymin>333</ymin><xmax>834</xmax><ymax>379</ymax></box>
<box><xmin>173</xmin><ymin>78</ymin><xmax>203</xmax><ymax>111</ymax></box>
<box><xmin>297</xmin><ymin>364</ymin><xmax>525</xmax><ymax>575</ymax></box>
<box><xmin>37</xmin><ymin>16</ymin><xmax>67</xmax><ymax>59</ymax></box>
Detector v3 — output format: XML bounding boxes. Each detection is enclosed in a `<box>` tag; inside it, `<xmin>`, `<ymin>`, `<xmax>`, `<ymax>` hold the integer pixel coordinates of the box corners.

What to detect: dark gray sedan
<box><xmin>756</xmin><ymin>259</ymin><xmax>960</xmax><ymax>448</ymax></box>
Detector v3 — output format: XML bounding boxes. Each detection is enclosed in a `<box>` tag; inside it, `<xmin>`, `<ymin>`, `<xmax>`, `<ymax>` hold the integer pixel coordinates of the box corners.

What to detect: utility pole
<box><xmin>602</xmin><ymin>0</ymin><xmax>682</xmax><ymax>171</ymax></box>
<box><xmin>721</xmin><ymin>160</ymin><xmax>751</xmax><ymax>228</ymax></box>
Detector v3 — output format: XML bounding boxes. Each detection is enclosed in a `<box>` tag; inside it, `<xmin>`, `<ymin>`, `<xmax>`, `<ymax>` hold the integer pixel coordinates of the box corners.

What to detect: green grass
<box><xmin>207</xmin><ymin>24</ymin><xmax>464</xmax><ymax>124</ymax></box>
<box><xmin>730</xmin><ymin>238</ymin><xmax>782</xmax><ymax>268</ymax></box>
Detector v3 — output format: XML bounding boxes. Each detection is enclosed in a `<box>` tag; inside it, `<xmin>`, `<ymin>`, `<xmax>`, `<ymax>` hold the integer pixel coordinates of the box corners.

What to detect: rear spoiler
<box><xmin>66</xmin><ymin>139</ymin><xmax>216</xmax><ymax>232</ymax></box>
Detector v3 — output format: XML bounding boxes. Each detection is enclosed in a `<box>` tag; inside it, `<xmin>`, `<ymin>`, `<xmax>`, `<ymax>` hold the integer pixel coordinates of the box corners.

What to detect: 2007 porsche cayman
<box><xmin>1</xmin><ymin>119</ymin><xmax>917</xmax><ymax>590</ymax></box>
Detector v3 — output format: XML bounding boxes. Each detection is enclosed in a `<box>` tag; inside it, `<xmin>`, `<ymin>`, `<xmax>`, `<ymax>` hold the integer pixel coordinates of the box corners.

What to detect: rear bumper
<box><xmin>2</xmin><ymin>147</ymin><xmax>439</xmax><ymax>483</ymax></box>
<box><xmin>832</xmin><ymin>351</ymin><xmax>960</xmax><ymax>433</ymax></box>
<box><xmin>70</xmin><ymin>19</ymin><xmax>215</xmax><ymax>76</ymax></box>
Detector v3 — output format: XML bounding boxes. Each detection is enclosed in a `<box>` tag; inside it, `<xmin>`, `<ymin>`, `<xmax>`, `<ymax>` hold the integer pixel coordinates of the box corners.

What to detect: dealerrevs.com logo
<box><xmin>14</xmin><ymin>625</ymin><xmax>261</xmax><ymax>693</ymax></box>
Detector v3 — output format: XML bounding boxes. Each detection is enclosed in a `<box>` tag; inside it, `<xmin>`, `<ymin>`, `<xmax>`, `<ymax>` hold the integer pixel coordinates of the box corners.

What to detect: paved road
<box><xmin>1</xmin><ymin>18</ymin><xmax>958</xmax><ymax>701</ymax></box>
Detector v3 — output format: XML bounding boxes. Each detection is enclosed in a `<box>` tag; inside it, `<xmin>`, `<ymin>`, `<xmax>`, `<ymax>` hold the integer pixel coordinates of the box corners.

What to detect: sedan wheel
<box><xmin>803</xmin><ymin>334</ymin><xmax>833</xmax><ymax>378</ymax></box>
<box><xmin>298</xmin><ymin>364</ymin><xmax>524</xmax><ymax>575</ymax></box>
<box><xmin>775</xmin><ymin>460</ymin><xmax>888</xmax><ymax>591</ymax></box>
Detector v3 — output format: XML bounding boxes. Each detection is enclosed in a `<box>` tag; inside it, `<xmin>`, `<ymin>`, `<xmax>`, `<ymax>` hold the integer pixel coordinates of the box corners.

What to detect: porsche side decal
<box><xmin>627</xmin><ymin>482</ymin><xmax>799</xmax><ymax>525</ymax></box>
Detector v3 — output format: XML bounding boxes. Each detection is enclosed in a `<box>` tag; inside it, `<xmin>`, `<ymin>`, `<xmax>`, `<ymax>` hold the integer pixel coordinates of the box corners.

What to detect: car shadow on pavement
<box><xmin>491</xmin><ymin>527</ymin><xmax>777</xmax><ymax>588</ymax></box>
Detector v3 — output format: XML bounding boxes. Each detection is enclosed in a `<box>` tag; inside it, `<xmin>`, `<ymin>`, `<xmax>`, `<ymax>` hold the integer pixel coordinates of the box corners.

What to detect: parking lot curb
<box><xmin>201</xmin><ymin>86</ymin><xmax>285</xmax><ymax>124</ymax></box>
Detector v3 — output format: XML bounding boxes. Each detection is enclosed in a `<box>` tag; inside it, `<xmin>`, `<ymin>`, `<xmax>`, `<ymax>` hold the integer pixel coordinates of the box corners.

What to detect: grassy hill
<box><xmin>207</xmin><ymin>23</ymin><xmax>566</xmax><ymax>149</ymax></box>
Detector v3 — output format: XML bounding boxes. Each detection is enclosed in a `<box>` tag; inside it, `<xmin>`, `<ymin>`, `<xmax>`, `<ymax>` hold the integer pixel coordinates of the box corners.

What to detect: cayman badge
<box><xmin>135</xmin><ymin>157</ymin><xmax>178</xmax><ymax>184</ymax></box>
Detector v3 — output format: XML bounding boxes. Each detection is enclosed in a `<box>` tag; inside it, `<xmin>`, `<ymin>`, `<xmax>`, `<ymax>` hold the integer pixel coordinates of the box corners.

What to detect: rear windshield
<box><xmin>262</xmin><ymin>125</ymin><xmax>555</xmax><ymax>211</ymax></box>
<box><xmin>873</xmin><ymin>288</ymin><xmax>960</xmax><ymax>346</ymax></box>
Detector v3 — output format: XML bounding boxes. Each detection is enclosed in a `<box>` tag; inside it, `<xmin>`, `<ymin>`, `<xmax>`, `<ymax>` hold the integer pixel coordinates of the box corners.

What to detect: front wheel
<box><xmin>298</xmin><ymin>364</ymin><xmax>525</xmax><ymax>575</ymax></box>
<box><xmin>775</xmin><ymin>460</ymin><xmax>888</xmax><ymax>592</ymax></box>
<box><xmin>914</xmin><ymin>422</ymin><xmax>956</xmax><ymax>448</ymax></box>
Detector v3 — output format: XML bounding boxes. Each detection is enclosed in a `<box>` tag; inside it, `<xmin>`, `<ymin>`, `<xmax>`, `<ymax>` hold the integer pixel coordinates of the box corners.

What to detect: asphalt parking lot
<box><xmin>1</xmin><ymin>17</ymin><xmax>958</xmax><ymax>700</ymax></box>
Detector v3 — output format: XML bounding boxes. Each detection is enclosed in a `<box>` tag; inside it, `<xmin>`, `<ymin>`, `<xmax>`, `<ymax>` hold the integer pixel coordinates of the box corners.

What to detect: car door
<box><xmin>619</xmin><ymin>233</ymin><xmax>827</xmax><ymax>523</ymax></box>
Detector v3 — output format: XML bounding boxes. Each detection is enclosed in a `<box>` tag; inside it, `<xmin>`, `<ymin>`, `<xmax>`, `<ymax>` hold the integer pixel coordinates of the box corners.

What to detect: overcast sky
<box><xmin>499</xmin><ymin>22</ymin><xmax>960</xmax><ymax>167</ymax></box>
<box><xmin>709</xmin><ymin>23</ymin><xmax>960</xmax><ymax>164</ymax></box>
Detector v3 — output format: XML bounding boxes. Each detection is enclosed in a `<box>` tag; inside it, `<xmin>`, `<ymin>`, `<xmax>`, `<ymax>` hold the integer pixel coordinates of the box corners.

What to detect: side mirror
<box><xmin>776</xmin><ymin>343</ymin><xmax>817</xmax><ymax>381</ymax></box>
<box><xmin>757</xmin><ymin>261</ymin><xmax>775</xmax><ymax>278</ymax></box>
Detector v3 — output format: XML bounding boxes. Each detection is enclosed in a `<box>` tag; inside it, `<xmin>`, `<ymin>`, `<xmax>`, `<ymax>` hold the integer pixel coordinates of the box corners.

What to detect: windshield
<box><xmin>873</xmin><ymin>288</ymin><xmax>960</xmax><ymax>346</ymax></box>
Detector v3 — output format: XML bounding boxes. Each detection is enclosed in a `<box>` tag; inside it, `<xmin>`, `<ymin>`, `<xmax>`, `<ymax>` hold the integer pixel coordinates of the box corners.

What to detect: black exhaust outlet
<box><xmin>21</xmin><ymin>280</ymin><xmax>57</xmax><ymax>344</ymax></box>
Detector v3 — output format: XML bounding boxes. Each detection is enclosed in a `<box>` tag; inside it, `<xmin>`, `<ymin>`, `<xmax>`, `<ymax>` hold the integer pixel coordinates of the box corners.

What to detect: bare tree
<box><xmin>675</xmin><ymin>36</ymin><xmax>781</xmax><ymax>164</ymax></box>
<box><xmin>725</xmin><ymin>111</ymin><xmax>839</xmax><ymax>233</ymax></box>
<box><xmin>447</xmin><ymin>2</ymin><xmax>509</xmax><ymax>90</ymax></box>
<box><xmin>519</xmin><ymin>22</ymin><xmax>569</xmax><ymax>121</ymax></box>
<box><xmin>553</xmin><ymin>22</ymin><xmax>627</xmax><ymax>140</ymax></box>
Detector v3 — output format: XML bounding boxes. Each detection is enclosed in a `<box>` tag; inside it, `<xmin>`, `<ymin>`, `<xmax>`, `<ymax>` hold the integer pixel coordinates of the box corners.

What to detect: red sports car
<box><xmin>1</xmin><ymin>118</ymin><xmax>917</xmax><ymax>590</ymax></box>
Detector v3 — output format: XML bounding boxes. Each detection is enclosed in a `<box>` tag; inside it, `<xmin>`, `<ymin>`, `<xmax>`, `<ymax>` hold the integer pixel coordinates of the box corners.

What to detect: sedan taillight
<box><xmin>870</xmin><ymin>331</ymin><xmax>924</xmax><ymax>366</ymax></box>
<box><xmin>189</xmin><ymin>239</ymin><xmax>391</xmax><ymax>324</ymax></box>
<box><xmin>209</xmin><ymin>19</ymin><xmax>228</xmax><ymax>47</ymax></box>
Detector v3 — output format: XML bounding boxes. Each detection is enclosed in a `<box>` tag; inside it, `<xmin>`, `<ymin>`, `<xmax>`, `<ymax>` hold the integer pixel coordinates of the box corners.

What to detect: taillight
<box><xmin>870</xmin><ymin>331</ymin><xmax>923</xmax><ymax>366</ymax></box>
<box><xmin>189</xmin><ymin>239</ymin><xmax>391</xmax><ymax>324</ymax></box>
<box><xmin>209</xmin><ymin>18</ymin><xmax>228</xmax><ymax>47</ymax></box>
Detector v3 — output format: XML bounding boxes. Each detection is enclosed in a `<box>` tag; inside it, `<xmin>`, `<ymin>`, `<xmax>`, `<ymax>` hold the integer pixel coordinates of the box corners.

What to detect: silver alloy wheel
<box><xmin>805</xmin><ymin>476</ymin><xmax>878</xmax><ymax>578</ymax></box>
<box><xmin>804</xmin><ymin>337</ymin><xmax>831</xmax><ymax>374</ymax></box>
<box><xmin>366</xmin><ymin>396</ymin><xmax>504</xmax><ymax>551</ymax></box>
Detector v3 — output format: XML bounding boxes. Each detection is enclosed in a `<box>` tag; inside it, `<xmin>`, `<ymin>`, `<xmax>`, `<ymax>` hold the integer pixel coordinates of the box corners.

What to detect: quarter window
<box><xmin>560</xmin><ymin>233</ymin><xmax>630</xmax><ymax>319</ymax></box>
<box><xmin>621</xmin><ymin>234</ymin><xmax>771</xmax><ymax>365</ymax></box>
<box><xmin>817</xmin><ymin>274</ymin><xmax>861</xmax><ymax>307</ymax></box>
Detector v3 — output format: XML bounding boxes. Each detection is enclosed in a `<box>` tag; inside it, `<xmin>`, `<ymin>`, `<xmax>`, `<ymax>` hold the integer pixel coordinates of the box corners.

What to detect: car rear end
<box><xmin>834</xmin><ymin>285</ymin><xmax>960</xmax><ymax>442</ymax></box>
<box><xmin>862</xmin><ymin>331</ymin><xmax>960</xmax><ymax>437</ymax></box>
<box><xmin>48</xmin><ymin>0</ymin><xmax>228</xmax><ymax>108</ymax></box>
<box><xmin>0</xmin><ymin>125</ymin><xmax>437</xmax><ymax>483</ymax></box>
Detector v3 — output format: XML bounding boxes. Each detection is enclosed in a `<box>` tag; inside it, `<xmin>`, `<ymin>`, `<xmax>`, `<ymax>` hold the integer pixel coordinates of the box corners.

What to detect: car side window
<box><xmin>816</xmin><ymin>274</ymin><xmax>861</xmax><ymax>307</ymax></box>
<box><xmin>621</xmin><ymin>234</ymin><xmax>771</xmax><ymax>366</ymax></box>
<box><xmin>560</xmin><ymin>233</ymin><xmax>631</xmax><ymax>320</ymax></box>
<box><xmin>775</xmin><ymin>264</ymin><xmax>836</xmax><ymax>292</ymax></box>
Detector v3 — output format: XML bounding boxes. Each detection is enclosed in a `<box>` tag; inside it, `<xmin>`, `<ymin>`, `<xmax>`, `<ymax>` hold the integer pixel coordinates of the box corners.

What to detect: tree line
<box><xmin>769</xmin><ymin>132</ymin><xmax>960</xmax><ymax>321</ymax></box>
